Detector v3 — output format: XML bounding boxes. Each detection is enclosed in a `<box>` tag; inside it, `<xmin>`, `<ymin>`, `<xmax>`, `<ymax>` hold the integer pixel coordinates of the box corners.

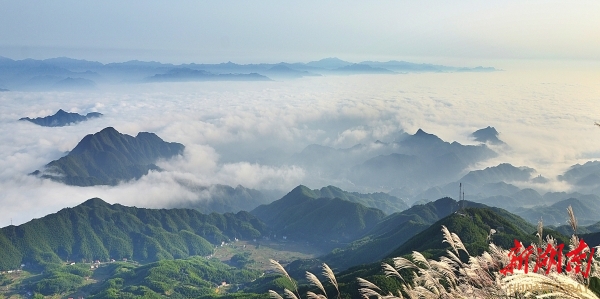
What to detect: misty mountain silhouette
<box><xmin>350</xmin><ymin>129</ymin><xmax>497</xmax><ymax>189</ymax></box>
<box><xmin>471</xmin><ymin>126</ymin><xmax>505</xmax><ymax>144</ymax></box>
<box><xmin>144</xmin><ymin>68</ymin><xmax>271</xmax><ymax>82</ymax></box>
<box><xmin>0</xmin><ymin>56</ymin><xmax>498</xmax><ymax>90</ymax></box>
<box><xmin>333</xmin><ymin>63</ymin><xmax>394</xmax><ymax>74</ymax></box>
<box><xmin>20</xmin><ymin>109</ymin><xmax>102</xmax><ymax>127</ymax></box>
<box><xmin>34</xmin><ymin>127</ymin><xmax>184</xmax><ymax>186</ymax></box>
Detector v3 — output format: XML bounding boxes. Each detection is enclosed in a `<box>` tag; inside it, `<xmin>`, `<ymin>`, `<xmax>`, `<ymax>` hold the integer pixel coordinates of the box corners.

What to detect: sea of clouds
<box><xmin>2</xmin><ymin>68</ymin><xmax>600</xmax><ymax>225</ymax></box>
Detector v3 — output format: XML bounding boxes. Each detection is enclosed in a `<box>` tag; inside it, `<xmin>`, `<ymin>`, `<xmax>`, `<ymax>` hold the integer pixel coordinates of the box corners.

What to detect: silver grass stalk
<box><xmin>270</xmin><ymin>259</ymin><xmax>299</xmax><ymax>298</ymax></box>
<box><xmin>269</xmin><ymin>290</ymin><xmax>285</xmax><ymax>299</ymax></box>
<box><xmin>306</xmin><ymin>271</ymin><xmax>327</xmax><ymax>298</ymax></box>
<box><xmin>306</xmin><ymin>291</ymin><xmax>327</xmax><ymax>299</ymax></box>
<box><xmin>382</xmin><ymin>262</ymin><xmax>406</xmax><ymax>282</ymax></box>
<box><xmin>537</xmin><ymin>218</ymin><xmax>544</xmax><ymax>246</ymax></box>
<box><xmin>568</xmin><ymin>205</ymin><xmax>578</xmax><ymax>235</ymax></box>
<box><xmin>451</xmin><ymin>232</ymin><xmax>469</xmax><ymax>255</ymax></box>
<box><xmin>358</xmin><ymin>287</ymin><xmax>383</xmax><ymax>299</ymax></box>
<box><xmin>441</xmin><ymin>225</ymin><xmax>458</xmax><ymax>254</ymax></box>
<box><xmin>356</xmin><ymin>277</ymin><xmax>381</xmax><ymax>291</ymax></box>
<box><xmin>322</xmin><ymin>263</ymin><xmax>340</xmax><ymax>298</ymax></box>
<box><xmin>283</xmin><ymin>288</ymin><xmax>299</xmax><ymax>299</ymax></box>
<box><xmin>270</xmin><ymin>259</ymin><xmax>294</xmax><ymax>285</ymax></box>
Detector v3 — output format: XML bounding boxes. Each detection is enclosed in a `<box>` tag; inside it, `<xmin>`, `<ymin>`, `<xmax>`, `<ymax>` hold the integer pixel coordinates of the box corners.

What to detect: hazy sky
<box><xmin>1</xmin><ymin>1</ymin><xmax>599</xmax><ymax>64</ymax></box>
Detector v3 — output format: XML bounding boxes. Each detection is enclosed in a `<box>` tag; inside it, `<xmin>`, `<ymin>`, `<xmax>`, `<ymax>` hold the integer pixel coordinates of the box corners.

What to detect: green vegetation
<box><xmin>312</xmin><ymin>185</ymin><xmax>408</xmax><ymax>214</ymax></box>
<box><xmin>0</xmin><ymin>198</ymin><xmax>267</xmax><ymax>270</ymax></box>
<box><xmin>387</xmin><ymin>207</ymin><xmax>569</xmax><ymax>259</ymax></box>
<box><xmin>88</xmin><ymin>257</ymin><xmax>261</xmax><ymax>299</ymax></box>
<box><xmin>251</xmin><ymin>185</ymin><xmax>386</xmax><ymax>251</ymax></box>
<box><xmin>38</xmin><ymin>127</ymin><xmax>184</xmax><ymax>186</ymax></box>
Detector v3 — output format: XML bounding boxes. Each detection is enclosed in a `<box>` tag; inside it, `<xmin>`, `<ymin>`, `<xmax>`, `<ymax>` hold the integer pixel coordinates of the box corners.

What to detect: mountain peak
<box><xmin>413</xmin><ymin>128</ymin><xmax>438</xmax><ymax>139</ymax></box>
<box><xmin>38</xmin><ymin>127</ymin><xmax>184</xmax><ymax>186</ymax></box>
<box><xmin>286</xmin><ymin>185</ymin><xmax>316</xmax><ymax>198</ymax></box>
<box><xmin>471</xmin><ymin>126</ymin><xmax>504</xmax><ymax>144</ymax></box>
<box><xmin>80</xmin><ymin>198</ymin><xmax>110</xmax><ymax>208</ymax></box>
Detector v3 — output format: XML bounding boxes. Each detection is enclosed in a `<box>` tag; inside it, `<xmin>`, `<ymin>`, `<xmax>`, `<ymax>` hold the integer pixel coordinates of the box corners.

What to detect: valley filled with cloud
<box><xmin>2</xmin><ymin>68</ymin><xmax>600</xmax><ymax>226</ymax></box>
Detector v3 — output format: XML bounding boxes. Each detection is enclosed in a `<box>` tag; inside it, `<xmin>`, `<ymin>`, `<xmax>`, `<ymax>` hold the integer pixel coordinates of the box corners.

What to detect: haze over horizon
<box><xmin>1</xmin><ymin>1</ymin><xmax>599</xmax><ymax>66</ymax></box>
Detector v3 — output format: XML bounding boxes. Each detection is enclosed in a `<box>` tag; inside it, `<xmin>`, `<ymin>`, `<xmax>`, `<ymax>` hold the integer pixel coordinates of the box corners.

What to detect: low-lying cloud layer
<box><xmin>2</xmin><ymin>68</ymin><xmax>600</xmax><ymax>225</ymax></box>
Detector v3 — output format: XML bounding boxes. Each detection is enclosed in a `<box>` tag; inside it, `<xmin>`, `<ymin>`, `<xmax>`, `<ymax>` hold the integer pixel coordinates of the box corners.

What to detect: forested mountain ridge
<box><xmin>34</xmin><ymin>127</ymin><xmax>184</xmax><ymax>186</ymax></box>
<box><xmin>251</xmin><ymin>185</ymin><xmax>386</xmax><ymax>250</ymax></box>
<box><xmin>0</xmin><ymin>198</ymin><xmax>267</xmax><ymax>270</ymax></box>
<box><xmin>290</xmin><ymin>197</ymin><xmax>537</xmax><ymax>271</ymax></box>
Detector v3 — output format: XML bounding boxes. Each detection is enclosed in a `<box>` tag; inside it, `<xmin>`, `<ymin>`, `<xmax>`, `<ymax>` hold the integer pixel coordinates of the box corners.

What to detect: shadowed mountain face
<box><xmin>471</xmin><ymin>126</ymin><xmax>505</xmax><ymax>145</ymax></box>
<box><xmin>19</xmin><ymin>109</ymin><xmax>102</xmax><ymax>127</ymax></box>
<box><xmin>0</xmin><ymin>198</ymin><xmax>267</xmax><ymax>270</ymax></box>
<box><xmin>385</xmin><ymin>207</ymin><xmax>568</xmax><ymax>260</ymax></box>
<box><xmin>35</xmin><ymin>127</ymin><xmax>184</xmax><ymax>186</ymax></box>
<box><xmin>251</xmin><ymin>185</ymin><xmax>386</xmax><ymax>251</ymax></box>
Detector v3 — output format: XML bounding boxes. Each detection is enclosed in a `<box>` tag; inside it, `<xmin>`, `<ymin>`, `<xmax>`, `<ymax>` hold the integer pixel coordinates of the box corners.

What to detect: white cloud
<box><xmin>2</xmin><ymin>69</ymin><xmax>600</xmax><ymax>225</ymax></box>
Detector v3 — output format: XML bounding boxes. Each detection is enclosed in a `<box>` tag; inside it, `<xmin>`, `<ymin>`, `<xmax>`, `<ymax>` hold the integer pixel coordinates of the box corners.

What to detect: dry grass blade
<box><xmin>322</xmin><ymin>263</ymin><xmax>340</xmax><ymax>298</ymax></box>
<box><xmin>357</xmin><ymin>277</ymin><xmax>382</xmax><ymax>291</ymax></box>
<box><xmin>358</xmin><ymin>287</ymin><xmax>383</xmax><ymax>298</ymax></box>
<box><xmin>537</xmin><ymin>218</ymin><xmax>544</xmax><ymax>245</ymax></box>
<box><xmin>382</xmin><ymin>262</ymin><xmax>406</xmax><ymax>283</ymax></box>
<box><xmin>270</xmin><ymin>259</ymin><xmax>292</xmax><ymax>280</ymax></box>
<box><xmin>503</xmin><ymin>272</ymin><xmax>599</xmax><ymax>299</ymax></box>
<box><xmin>567</xmin><ymin>205</ymin><xmax>578</xmax><ymax>235</ymax></box>
<box><xmin>411</xmin><ymin>251</ymin><xmax>430</xmax><ymax>269</ymax></box>
<box><xmin>269</xmin><ymin>290</ymin><xmax>284</xmax><ymax>299</ymax></box>
<box><xmin>270</xmin><ymin>259</ymin><xmax>299</xmax><ymax>298</ymax></box>
<box><xmin>283</xmin><ymin>288</ymin><xmax>299</xmax><ymax>299</ymax></box>
<box><xmin>451</xmin><ymin>232</ymin><xmax>468</xmax><ymax>255</ymax></box>
<box><xmin>393</xmin><ymin>257</ymin><xmax>418</xmax><ymax>271</ymax></box>
<box><xmin>306</xmin><ymin>291</ymin><xmax>327</xmax><ymax>299</ymax></box>
<box><xmin>441</xmin><ymin>225</ymin><xmax>458</xmax><ymax>254</ymax></box>
<box><xmin>306</xmin><ymin>271</ymin><xmax>327</xmax><ymax>298</ymax></box>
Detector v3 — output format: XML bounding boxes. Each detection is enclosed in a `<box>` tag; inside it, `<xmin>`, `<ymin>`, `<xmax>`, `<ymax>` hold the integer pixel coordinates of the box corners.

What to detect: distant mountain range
<box><xmin>33</xmin><ymin>127</ymin><xmax>184</xmax><ymax>186</ymax></box>
<box><xmin>144</xmin><ymin>68</ymin><xmax>270</xmax><ymax>82</ymax></box>
<box><xmin>0</xmin><ymin>56</ymin><xmax>498</xmax><ymax>91</ymax></box>
<box><xmin>19</xmin><ymin>109</ymin><xmax>102</xmax><ymax>127</ymax></box>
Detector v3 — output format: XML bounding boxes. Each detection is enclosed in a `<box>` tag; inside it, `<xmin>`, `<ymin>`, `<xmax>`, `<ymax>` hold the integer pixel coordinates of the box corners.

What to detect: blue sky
<box><xmin>1</xmin><ymin>1</ymin><xmax>599</xmax><ymax>64</ymax></box>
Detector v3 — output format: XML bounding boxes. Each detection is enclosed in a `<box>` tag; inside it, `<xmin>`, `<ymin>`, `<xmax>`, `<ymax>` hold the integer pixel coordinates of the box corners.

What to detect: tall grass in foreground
<box><xmin>269</xmin><ymin>205</ymin><xmax>600</xmax><ymax>298</ymax></box>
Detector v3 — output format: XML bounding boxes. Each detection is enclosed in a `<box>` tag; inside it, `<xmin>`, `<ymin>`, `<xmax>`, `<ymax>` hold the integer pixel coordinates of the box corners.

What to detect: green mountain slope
<box><xmin>318</xmin><ymin>197</ymin><xmax>537</xmax><ymax>270</ymax></box>
<box><xmin>312</xmin><ymin>185</ymin><xmax>408</xmax><ymax>214</ymax></box>
<box><xmin>0</xmin><ymin>198</ymin><xmax>267</xmax><ymax>270</ymax></box>
<box><xmin>35</xmin><ymin>127</ymin><xmax>184</xmax><ymax>186</ymax></box>
<box><xmin>87</xmin><ymin>257</ymin><xmax>262</xmax><ymax>299</ymax></box>
<box><xmin>387</xmin><ymin>207</ymin><xmax>568</xmax><ymax>259</ymax></box>
<box><xmin>250</xmin><ymin>186</ymin><xmax>386</xmax><ymax>250</ymax></box>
